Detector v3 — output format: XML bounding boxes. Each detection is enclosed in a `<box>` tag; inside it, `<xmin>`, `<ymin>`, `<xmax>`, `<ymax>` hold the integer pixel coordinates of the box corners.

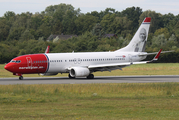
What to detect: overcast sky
<box><xmin>0</xmin><ymin>0</ymin><xmax>179</xmax><ymax>17</ymax></box>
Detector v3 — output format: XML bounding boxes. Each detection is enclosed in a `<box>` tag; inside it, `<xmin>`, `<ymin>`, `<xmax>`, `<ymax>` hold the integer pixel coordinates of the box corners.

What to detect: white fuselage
<box><xmin>46</xmin><ymin>51</ymin><xmax>146</xmax><ymax>73</ymax></box>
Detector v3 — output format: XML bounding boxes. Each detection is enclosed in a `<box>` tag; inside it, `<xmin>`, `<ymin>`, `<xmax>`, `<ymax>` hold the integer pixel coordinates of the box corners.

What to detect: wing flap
<box><xmin>88</xmin><ymin>62</ymin><xmax>131</xmax><ymax>69</ymax></box>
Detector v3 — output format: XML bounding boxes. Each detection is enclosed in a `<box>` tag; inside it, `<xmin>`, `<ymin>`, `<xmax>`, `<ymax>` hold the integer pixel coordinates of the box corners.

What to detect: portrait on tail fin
<box><xmin>135</xmin><ymin>28</ymin><xmax>147</xmax><ymax>52</ymax></box>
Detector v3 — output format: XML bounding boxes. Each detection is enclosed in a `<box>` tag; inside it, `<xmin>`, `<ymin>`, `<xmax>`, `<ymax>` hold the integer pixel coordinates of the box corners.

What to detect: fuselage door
<box><xmin>26</xmin><ymin>57</ymin><xmax>32</xmax><ymax>67</ymax></box>
<box><xmin>128</xmin><ymin>54</ymin><xmax>132</xmax><ymax>63</ymax></box>
<box><xmin>74</xmin><ymin>58</ymin><xmax>77</xmax><ymax>64</ymax></box>
<box><xmin>78</xmin><ymin>58</ymin><xmax>81</xmax><ymax>64</ymax></box>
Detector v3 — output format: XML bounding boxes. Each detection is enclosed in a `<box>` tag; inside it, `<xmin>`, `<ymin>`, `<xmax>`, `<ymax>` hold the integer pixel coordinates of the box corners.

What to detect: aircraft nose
<box><xmin>4</xmin><ymin>63</ymin><xmax>14</xmax><ymax>72</ymax></box>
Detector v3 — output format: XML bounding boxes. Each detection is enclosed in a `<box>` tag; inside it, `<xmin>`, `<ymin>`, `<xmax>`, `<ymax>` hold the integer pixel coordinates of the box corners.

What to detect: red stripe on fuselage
<box><xmin>5</xmin><ymin>54</ymin><xmax>48</xmax><ymax>74</ymax></box>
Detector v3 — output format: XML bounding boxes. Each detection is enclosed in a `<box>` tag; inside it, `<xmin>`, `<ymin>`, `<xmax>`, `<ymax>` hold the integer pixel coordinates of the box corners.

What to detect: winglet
<box><xmin>149</xmin><ymin>49</ymin><xmax>162</xmax><ymax>62</ymax></box>
<box><xmin>45</xmin><ymin>46</ymin><xmax>50</xmax><ymax>53</ymax></box>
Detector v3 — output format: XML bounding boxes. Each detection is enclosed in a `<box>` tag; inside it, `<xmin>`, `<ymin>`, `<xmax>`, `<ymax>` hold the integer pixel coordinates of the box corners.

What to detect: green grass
<box><xmin>1</xmin><ymin>64</ymin><xmax>179</xmax><ymax>119</ymax></box>
<box><xmin>0</xmin><ymin>83</ymin><xmax>179</xmax><ymax>119</ymax></box>
<box><xmin>1</xmin><ymin>63</ymin><xmax>179</xmax><ymax>78</ymax></box>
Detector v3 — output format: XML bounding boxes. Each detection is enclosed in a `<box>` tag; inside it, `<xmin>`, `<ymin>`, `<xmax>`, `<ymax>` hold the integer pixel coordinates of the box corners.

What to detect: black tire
<box><xmin>19</xmin><ymin>76</ymin><xmax>23</xmax><ymax>80</ymax></box>
<box><xmin>87</xmin><ymin>74</ymin><xmax>94</xmax><ymax>79</ymax></box>
<box><xmin>68</xmin><ymin>74</ymin><xmax>75</xmax><ymax>79</ymax></box>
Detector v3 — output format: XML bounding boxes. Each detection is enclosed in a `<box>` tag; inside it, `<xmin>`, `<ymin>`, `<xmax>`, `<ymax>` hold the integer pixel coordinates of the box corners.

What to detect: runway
<box><xmin>0</xmin><ymin>75</ymin><xmax>179</xmax><ymax>85</ymax></box>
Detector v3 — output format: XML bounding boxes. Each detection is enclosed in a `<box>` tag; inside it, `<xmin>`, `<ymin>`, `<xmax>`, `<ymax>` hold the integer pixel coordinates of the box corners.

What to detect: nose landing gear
<box><xmin>19</xmin><ymin>76</ymin><xmax>23</xmax><ymax>80</ymax></box>
<box><xmin>13</xmin><ymin>73</ymin><xmax>23</xmax><ymax>80</ymax></box>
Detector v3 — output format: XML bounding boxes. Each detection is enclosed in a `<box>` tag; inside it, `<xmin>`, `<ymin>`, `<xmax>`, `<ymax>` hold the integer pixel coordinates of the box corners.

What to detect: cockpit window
<box><xmin>16</xmin><ymin>60</ymin><xmax>21</xmax><ymax>63</ymax></box>
<box><xmin>10</xmin><ymin>60</ymin><xmax>16</xmax><ymax>63</ymax></box>
<box><xmin>10</xmin><ymin>60</ymin><xmax>21</xmax><ymax>63</ymax></box>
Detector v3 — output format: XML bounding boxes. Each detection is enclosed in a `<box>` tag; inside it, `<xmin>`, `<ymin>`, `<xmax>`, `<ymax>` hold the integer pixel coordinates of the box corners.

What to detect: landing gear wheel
<box><xmin>68</xmin><ymin>74</ymin><xmax>75</xmax><ymax>79</ymax></box>
<box><xmin>87</xmin><ymin>74</ymin><xmax>94</xmax><ymax>79</ymax></box>
<box><xmin>19</xmin><ymin>76</ymin><xmax>23</xmax><ymax>80</ymax></box>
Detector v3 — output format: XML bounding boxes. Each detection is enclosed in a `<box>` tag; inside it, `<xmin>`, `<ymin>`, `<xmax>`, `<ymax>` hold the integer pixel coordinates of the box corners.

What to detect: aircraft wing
<box><xmin>88</xmin><ymin>62</ymin><xmax>132</xmax><ymax>71</ymax></box>
<box><xmin>88</xmin><ymin>61</ymin><xmax>148</xmax><ymax>72</ymax></box>
<box><xmin>88</xmin><ymin>49</ymin><xmax>162</xmax><ymax>72</ymax></box>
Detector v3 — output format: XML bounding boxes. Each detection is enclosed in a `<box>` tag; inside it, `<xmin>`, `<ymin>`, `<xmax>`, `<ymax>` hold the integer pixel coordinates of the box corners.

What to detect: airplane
<box><xmin>4</xmin><ymin>17</ymin><xmax>164</xmax><ymax>80</ymax></box>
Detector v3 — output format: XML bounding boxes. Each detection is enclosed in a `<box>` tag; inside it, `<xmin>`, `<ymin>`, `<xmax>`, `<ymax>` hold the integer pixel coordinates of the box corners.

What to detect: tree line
<box><xmin>0</xmin><ymin>3</ymin><xmax>179</xmax><ymax>63</ymax></box>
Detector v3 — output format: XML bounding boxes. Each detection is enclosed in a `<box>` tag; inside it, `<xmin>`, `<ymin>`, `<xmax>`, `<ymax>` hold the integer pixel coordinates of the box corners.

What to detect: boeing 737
<box><xmin>4</xmin><ymin>17</ymin><xmax>163</xmax><ymax>80</ymax></box>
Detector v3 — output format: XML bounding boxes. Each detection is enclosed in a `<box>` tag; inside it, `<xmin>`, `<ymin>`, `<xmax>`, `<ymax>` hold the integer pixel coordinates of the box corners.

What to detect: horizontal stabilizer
<box><xmin>139</xmin><ymin>50</ymin><xmax>174</xmax><ymax>56</ymax></box>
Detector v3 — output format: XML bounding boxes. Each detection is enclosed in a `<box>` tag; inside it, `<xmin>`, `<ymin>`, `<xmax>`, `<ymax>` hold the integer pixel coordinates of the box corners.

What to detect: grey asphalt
<box><xmin>0</xmin><ymin>75</ymin><xmax>179</xmax><ymax>85</ymax></box>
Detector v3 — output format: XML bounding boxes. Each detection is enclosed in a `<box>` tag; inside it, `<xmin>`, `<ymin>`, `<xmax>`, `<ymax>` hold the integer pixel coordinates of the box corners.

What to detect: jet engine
<box><xmin>69</xmin><ymin>67</ymin><xmax>90</xmax><ymax>77</ymax></box>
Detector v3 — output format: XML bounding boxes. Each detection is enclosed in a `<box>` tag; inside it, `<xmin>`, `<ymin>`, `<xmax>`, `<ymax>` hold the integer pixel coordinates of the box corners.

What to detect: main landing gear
<box><xmin>68</xmin><ymin>74</ymin><xmax>94</xmax><ymax>79</ymax></box>
<box><xmin>87</xmin><ymin>74</ymin><xmax>94</xmax><ymax>79</ymax></box>
<box><xmin>68</xmin><ymin>74</ymin><xmax>75</xmax><ymax>79</ymax></box>
<box><xmin>19</xmin><ymin>76</ymin><xmax>23</xmax><ymax>80</ymax></box>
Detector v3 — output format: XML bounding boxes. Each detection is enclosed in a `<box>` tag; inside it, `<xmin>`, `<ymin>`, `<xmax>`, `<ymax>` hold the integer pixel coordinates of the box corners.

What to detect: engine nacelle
<box><xmin>40</xmin><ymin>73</ymin><xmax>58</xmax><ymax>76</ymax></box>
<box><xmin>70</xmin><ymin>67</ymin><xmax>90</xmax><ymax>77</ymax></box>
